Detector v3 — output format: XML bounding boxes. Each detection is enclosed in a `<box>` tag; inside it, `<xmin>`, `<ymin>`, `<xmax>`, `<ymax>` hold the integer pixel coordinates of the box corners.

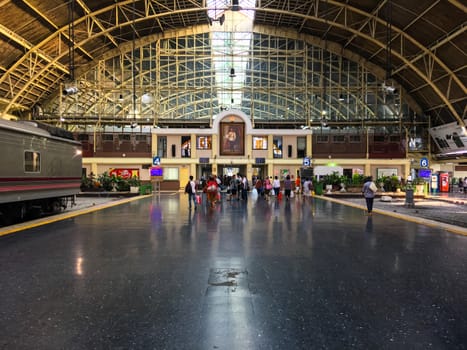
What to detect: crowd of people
<box><xmin>185</xmin><ymin>173</ymin><xmax>322</xmax><ymax>209</ymax></box>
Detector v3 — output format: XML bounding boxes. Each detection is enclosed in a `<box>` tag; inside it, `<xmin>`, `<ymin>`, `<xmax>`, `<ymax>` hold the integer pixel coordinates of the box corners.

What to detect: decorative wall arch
<box><xmin>211</xmin><ymin>109</ymin><xmax>253</xmax><ymax>135</ymax></box>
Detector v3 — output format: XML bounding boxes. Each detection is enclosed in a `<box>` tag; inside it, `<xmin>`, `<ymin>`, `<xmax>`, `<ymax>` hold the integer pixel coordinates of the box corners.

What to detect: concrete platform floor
<box><xmin>1</xmin><ymin>193</ymin><xmax>466</xmax><ymax>349</ymax></box>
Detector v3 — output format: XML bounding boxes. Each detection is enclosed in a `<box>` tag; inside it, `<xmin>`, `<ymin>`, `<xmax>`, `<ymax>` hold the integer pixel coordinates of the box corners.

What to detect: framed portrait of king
<box><xmin>220</xmin><ymin>122</ymin><xmax>244</xmax><ymax>156</ymax></box>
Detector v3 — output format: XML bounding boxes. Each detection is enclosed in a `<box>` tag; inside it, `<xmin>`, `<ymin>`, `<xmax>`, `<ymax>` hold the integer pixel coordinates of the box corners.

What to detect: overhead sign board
<box><xmin>429</xmin><ymin>120</ymin><xmax>467</xmax><ymax>156</ymax></box>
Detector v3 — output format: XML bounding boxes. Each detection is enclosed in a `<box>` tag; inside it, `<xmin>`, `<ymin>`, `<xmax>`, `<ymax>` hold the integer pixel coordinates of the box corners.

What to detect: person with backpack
<box><xmin>185</xmin><ymin>175</ymin><xmax>197</xmax><ymax>209</ymax></box>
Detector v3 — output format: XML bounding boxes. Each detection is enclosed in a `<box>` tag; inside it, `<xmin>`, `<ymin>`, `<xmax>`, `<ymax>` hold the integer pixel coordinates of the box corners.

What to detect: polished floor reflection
<box><xmin>1</xmin><ymin>193</ymin><xmax>467</xmax><ymax>349</ymax></box>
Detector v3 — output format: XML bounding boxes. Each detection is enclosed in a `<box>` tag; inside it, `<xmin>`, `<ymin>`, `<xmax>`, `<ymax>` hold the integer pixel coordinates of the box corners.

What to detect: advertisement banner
<box><xmin>109</xmin><ymin>168</ymin><xmax>140</xmax><ymax>179</ymax></box>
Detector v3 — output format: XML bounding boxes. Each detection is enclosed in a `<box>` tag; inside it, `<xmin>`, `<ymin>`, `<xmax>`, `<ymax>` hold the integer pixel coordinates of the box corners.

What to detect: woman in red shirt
<box><xmin>204</xmin><ymin>175</ymin><xmax>219</xmax><ymax>208</ymax></box>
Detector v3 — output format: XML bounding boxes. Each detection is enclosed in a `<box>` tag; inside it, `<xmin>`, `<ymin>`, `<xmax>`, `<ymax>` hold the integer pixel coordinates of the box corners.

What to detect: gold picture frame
<box><xmin>220</xmin><ymin>122</ymin><xmax>244</xmax><ymax>156</ymax></box>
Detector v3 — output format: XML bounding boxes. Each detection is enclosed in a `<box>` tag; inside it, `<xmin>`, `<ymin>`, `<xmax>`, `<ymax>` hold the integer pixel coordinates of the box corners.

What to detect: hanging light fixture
<box><xmin>130</xmin><ymin>0</ymin><xmax>138</xmax><ymax>128</ymax></box>
<box><xmin>382</xmin><ymin>0</ymin><xmax>397</xmax><ymax>95</ymax></box>
<box><xmin>63</xmin><ymin>0</ymin><xmax>78</xmax><ymax>96</ymax></box>
<box><xmin>232</xmin><ymin>0</ymin><xmax>240</xmax><ymax>11</ymax></box>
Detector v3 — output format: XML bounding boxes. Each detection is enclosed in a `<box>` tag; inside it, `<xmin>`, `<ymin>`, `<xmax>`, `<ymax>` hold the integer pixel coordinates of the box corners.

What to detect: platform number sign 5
<box><xmin>420</xmin><ymin>157</ymin><xmax>429</xmax><ymax>168</ymax></box>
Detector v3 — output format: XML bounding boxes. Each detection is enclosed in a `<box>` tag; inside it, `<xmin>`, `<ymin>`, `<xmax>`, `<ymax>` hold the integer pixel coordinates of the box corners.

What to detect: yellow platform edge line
<box><xmin>0</xmin><ymin>195</ymin><xmax>152</xmax><ymax>237</ymax></box>
<box><xmin>316</xmin><ymin>195</ymin><xmax>467</xmax><ymax>236</ymax></box>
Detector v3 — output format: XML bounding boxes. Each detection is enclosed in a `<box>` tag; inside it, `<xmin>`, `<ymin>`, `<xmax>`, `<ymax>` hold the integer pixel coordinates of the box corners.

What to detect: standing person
<box><xmin>185</xmin><ymin>175</ymin><xmax>197</xmax><ymax>209</ymax></box>
<box><xmin>295</xmin><ymin>175</ymin><xmax>301</xmax><ymax>195</ymax></box>
<box><xmin>230</xmin><ymin>174</ymin><xmax>238</xmax><ymax>200</ymax></box>
<box><xmin>241</xmin><ymin>175</ymin><xmax>249</xmax><ymax>200</ymax></box>
<box><xmin>272</xmin><ymin>175</ymin><xmax>281</xmax><ymax>197</ymax></box>
<box><xmin>303</xmin><ymin>177</ymin><xmax>312</xmax><ymax>197</ymax></box>
<box><xmin>362</xmin><ymin>176</ymin><xmax>377</xmax><ymax>215</ymax></box>
<box><xmin>463</xmin><ymin>177</ymin><xmax>467</xmax><ymax>195</ymax></box>
<box><xmin>284</xmin><ymin>174</ymin><xmax>293</xmax><ymax>200</ymax></box>
<box><xmin>254</xmin><ymin>177</ymin><xmax>263</xmax><ymax>198</ymax></box>
<box><xmin>237</xmin><ymin>173</ymin><xmax>243</xmax><ymax>200</ymax></box>
<box><xmin>264</xmin><ymin>176</ymin><xmax>272</xmax><ymax>200</ymax></box>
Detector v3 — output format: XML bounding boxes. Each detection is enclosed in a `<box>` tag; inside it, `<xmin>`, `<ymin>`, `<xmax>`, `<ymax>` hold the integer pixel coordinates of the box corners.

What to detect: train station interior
<box><xmin>0</xmin><ymin>1</ymin><xmax>466</xmax><ymax>348</ymax></box>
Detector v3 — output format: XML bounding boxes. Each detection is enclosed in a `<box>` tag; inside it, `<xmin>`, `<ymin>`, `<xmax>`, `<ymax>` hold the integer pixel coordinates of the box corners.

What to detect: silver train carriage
<box><xmin>0</xmin><ymin>119</ymin><xmax>82</xmax><ymax>224</ymax></box>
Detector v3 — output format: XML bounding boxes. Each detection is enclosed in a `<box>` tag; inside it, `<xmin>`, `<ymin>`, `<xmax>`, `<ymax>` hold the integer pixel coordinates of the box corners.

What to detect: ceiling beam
<box><xmin>21</xmin><ymin>0</ymin><xmax>94</xmax><ymax>61</ymax></box>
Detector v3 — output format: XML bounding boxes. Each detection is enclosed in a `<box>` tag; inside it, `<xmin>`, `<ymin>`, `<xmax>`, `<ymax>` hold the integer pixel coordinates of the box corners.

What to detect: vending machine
<box><xmin>430</xmin><ymin>174</ymin><xmax>439</xmax><ymax>193</ymax></box>
<box><xmin>440</xmin><ymin>173</ymin><xmax>450</xmax><ymax>192</ymax></box>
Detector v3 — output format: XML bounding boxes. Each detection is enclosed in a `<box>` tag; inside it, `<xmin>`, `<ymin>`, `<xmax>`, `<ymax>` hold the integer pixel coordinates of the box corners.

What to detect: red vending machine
<box><xmin>440</xmin><ymin>173</ymin><xmax>450</xmax><ymax>192</ymax></box>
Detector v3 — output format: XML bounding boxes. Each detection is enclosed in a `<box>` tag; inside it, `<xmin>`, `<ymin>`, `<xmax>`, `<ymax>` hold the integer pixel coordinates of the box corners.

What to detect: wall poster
<box><xmin>220</xmin><ymin>122</ymin><xmax>244</xmax><ymax>156</ymax></box>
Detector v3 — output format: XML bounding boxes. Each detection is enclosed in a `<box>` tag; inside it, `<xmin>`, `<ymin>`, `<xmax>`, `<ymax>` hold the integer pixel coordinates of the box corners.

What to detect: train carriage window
<box><xmin>135</xmin><ymin>135</ymin><xmax>147</xmax><ymax>141</ymax></box>
<box><xmin>374</xmin><ymin>135</ymin><xmax>385</xmax><ymax>142</ymax></box>
<box><xmin>317</xmin><ymin>135</ymin><xmax>329</xmax><ymax>143</ymax></box>
<box><xmin>332</xmin><ymin>135</ymin><xmax>345</xmax><ymax>143</ymax></box>
<box><xmin>24</xmin><ymin>151</ymin><xmax>40</xmax><ymax>172</ymax></box>
<box><xmin>102</xmin><ymin>134</ymin><xmax>114</xmax><ymax>141</ymax></box>
<box><xmin>349</xmin><ymin>135</ymin><xmax>361</xmax><ymax>143</ymax></box>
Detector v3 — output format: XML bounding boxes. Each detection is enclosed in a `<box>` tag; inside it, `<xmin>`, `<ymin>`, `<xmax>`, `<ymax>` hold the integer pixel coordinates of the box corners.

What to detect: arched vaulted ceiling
<box><xmin>0</xmin><ymin>0</ymin><xmax>465</xmax><ymax>127</ymax></box>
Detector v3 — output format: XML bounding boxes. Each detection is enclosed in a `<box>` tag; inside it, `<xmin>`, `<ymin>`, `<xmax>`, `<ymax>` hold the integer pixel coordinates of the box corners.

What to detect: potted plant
<box><xmin>80</xmin><ymin>174</ymin><xmax>93</xmax><ymax>191</ymax></box>
<box><xmin>345</xmin><ymin>173</ymin><xmax>365</xmax><ymax>193</ymax></box>
<box><xmin>128</xmin><ymin>176</ymin><xmax>141</xmax><ymax>193</ymax></box>
<box><xmin>377</xmin><ymin>175</ymin><xmax>388</xmax><ymax>192</ymax></box>
<box><xmin>322</xmin><ymin>172</ymin><xmax>341</xmax><ymax>193</ymax></box>
<box><xmin>98</xmin><ymin>171</ymin><xmax>114</xmax><ymax>191</ymax></box>
<box><xmin>413</xmin><ymin>177</ymin><xmax>426</xmax><ymax>195</ymax></box>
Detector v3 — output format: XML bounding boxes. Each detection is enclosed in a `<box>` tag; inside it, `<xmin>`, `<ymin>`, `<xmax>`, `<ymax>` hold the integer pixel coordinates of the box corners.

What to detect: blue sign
<box><xmin>419</xmin><ymin>169</ymin><xmax>431</xmax><ymax>178</ymax></box>
<box><xmin>255</xmin><ymin>158</ymin><xmax>265</xmax><ymax>164</ymax></box>
<box><xmin>153</xmin><ymin>156</ymin><xmax>160</xmax><ymax>165</ymax></box>
<box><xmin>303</xmin><ymin>157</ymin><xmax>310</xmax><ymax>167</ymax></box>
<box><xmin>150</xmin><ymin>166</ymin><xmax>163</xmax><ymax>177</ymax></box>
<box><xmin>420</xmin><ymin>157</ymin><xmax>429</xmax><ymax>168</ymax></box>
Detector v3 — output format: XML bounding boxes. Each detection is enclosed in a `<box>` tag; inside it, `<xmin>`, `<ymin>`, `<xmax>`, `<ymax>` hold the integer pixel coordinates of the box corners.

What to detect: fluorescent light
<box><xmin>63</xmin><ymin>86</ymin><xmax>78</xmax><ymax>95</ymax></box>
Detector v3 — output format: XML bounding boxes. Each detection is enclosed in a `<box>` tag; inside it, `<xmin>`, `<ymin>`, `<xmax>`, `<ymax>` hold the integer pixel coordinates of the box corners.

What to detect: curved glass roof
<box><xmin>39</xmin><ymin>28</ymin><xmax>413</xmax><ymax>131</ymax></box>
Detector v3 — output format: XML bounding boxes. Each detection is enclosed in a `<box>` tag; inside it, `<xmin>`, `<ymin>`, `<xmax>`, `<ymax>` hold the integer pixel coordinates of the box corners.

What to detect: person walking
<box><xmin>241</xmin><ymin>175</ymin><xmax>249</xmax><ymax>200</ymax></box>
<box><xmin>303</xmin><ymin>177</ymin><xmax>313</xmax><ymax>197</ymax></box>
<box><xmin>272</xmin><ymin>175</ymin><xmax>281</xmax><ymax>198</ymax></box>
<box><xmin>264</xmin><ymin>176</ymin><xmax>272</xmax><ymax>200</ymax></box>
<box><xmin>205</xmin><ymin>175</ymin><xmax>219</xmax><ymax>208</ymax></box>
<box><xmin>254</xmin><ymin>177</ymin><xmax>263</xmax><ymax>198</ymax></box>
<box><xmin>186</xmin><ymin>175</ymin><xmax>197</xmax><ymax>210</ymax></box>
<box><xmin>362</xmin><ymin>176</ymin><xmax>377</xmax><ymax>215</ymax></box>
<box><xmin>230</xmin><ymin>174</ymin><xmax>239</xmax><ymax>200</ymax></box>
<box><xmin>284</xmin><ymin>175</ymin><xmax>293</xmax><ymax>200</ymax></box>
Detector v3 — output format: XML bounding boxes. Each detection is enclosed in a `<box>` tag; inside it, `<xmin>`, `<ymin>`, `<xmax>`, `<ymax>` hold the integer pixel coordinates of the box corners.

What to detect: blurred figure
<box><xmin>362</xmin><ymin>176</ymin><xmax>377</xmax><ymax>215</ymax></box>
<box><xmin>186</xmin><ymin>175</ymin><xmax>197</xmax><ymax>210</ymax></box>
<box><xmin>272</xmin><ymin>176</ymin><xmax>281</xmax><ymax>197</ymax></box>
<box><xmin>284</xmin><ymin>175</ymin><xmax>292</xmax><ymax>200</ymax></box>
<box><xmin>204</xmin><ymin>175</ymin><xmax>219</xmax><ymax>208</ymax></box>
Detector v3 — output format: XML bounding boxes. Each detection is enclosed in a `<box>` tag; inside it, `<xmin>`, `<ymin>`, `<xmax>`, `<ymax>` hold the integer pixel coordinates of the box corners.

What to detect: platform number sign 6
<box><xmin>420</xmin><ymin>157</ymin><xmax>429</xmax><ymax>168</ymax></box>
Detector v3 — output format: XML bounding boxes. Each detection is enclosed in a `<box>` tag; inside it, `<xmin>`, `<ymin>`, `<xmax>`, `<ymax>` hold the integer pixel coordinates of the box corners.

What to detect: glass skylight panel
<box><xmin>207</xmin><ymin>0</ymin><xmax>255</xmax><ymax>108</ymax></box>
